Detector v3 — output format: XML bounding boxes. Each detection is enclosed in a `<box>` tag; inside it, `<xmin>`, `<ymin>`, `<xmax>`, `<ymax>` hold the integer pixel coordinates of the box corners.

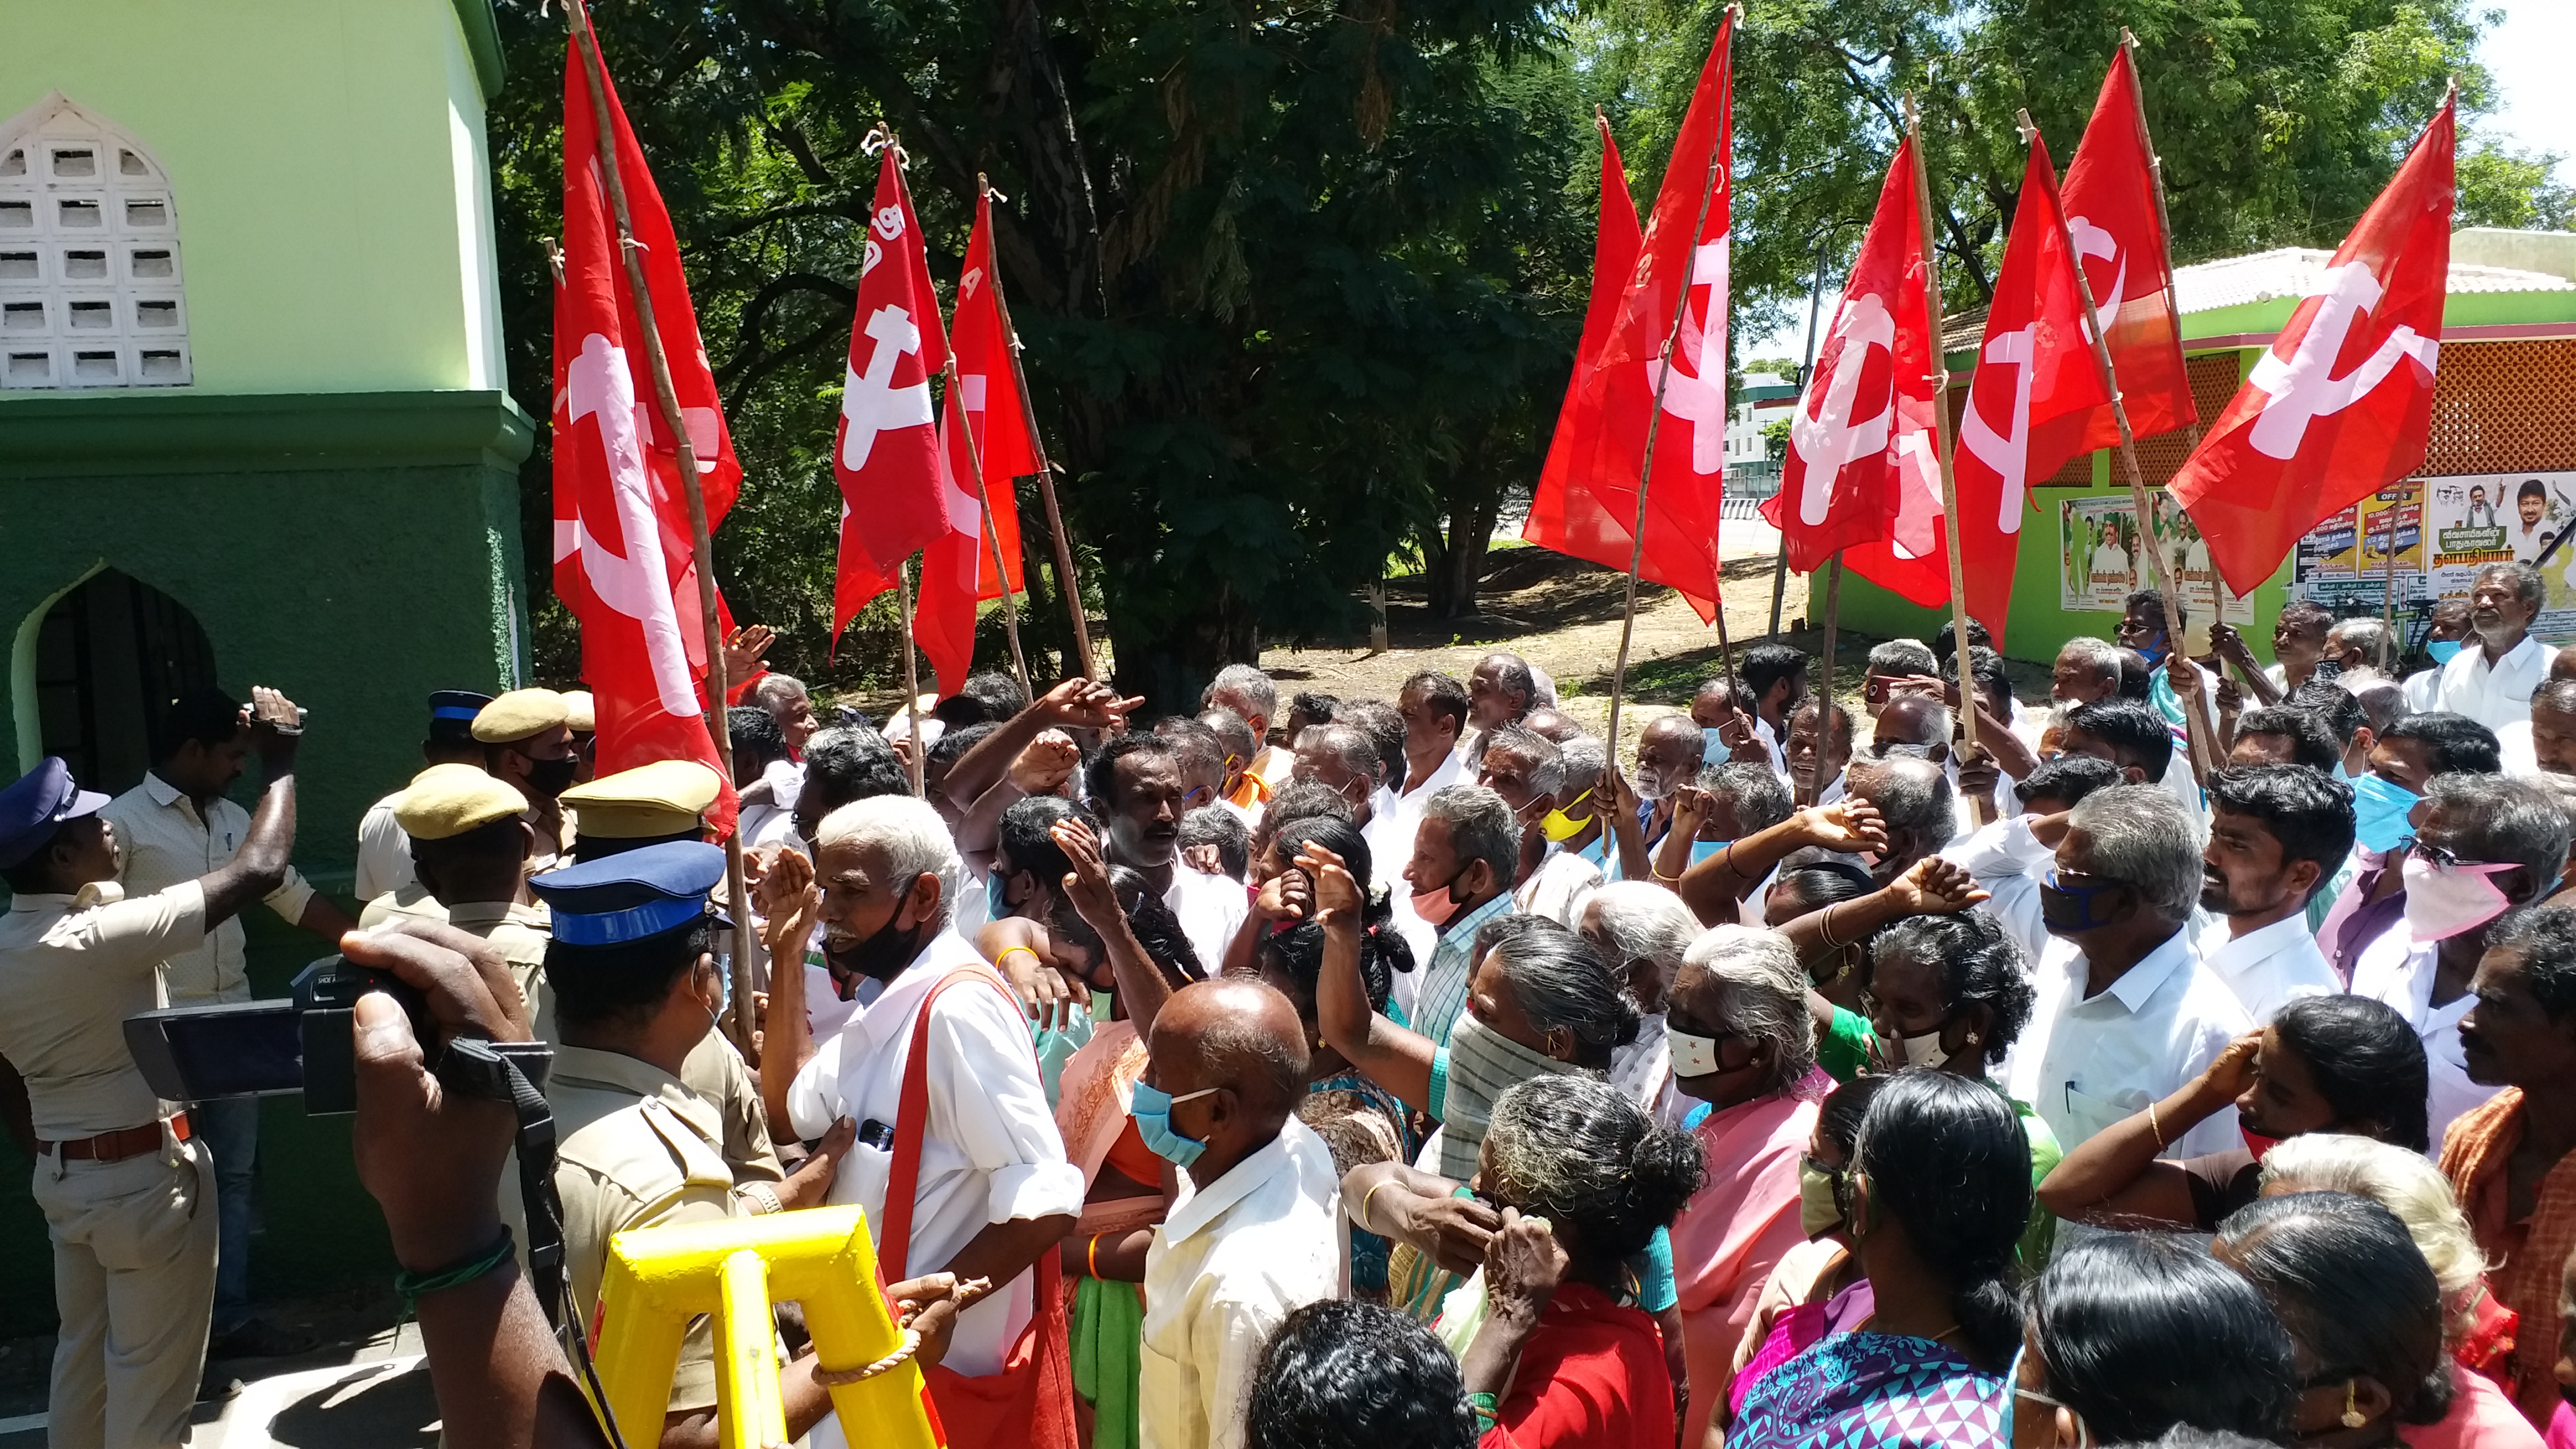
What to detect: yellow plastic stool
<box><xmin>590</xmin><ymin>1205</ymin><xmax>944</xmax><ymax>1449</ymax></box>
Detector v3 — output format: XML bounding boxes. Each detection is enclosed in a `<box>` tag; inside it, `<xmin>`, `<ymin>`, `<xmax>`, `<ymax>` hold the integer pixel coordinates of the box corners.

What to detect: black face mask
<box><xmin>825</xmin><ymin>872</ymin><xmax>927</xmax><ymax>996</ymax></box>
<box><xmin>2039</xmin><ymin>872</ymin><xmax>2129</xmax><ymax>934</ymax></box>
<box><xmin>525</xmin><ymin>755</ymin><xmax>581</xmax><ymax>798</ymax></box>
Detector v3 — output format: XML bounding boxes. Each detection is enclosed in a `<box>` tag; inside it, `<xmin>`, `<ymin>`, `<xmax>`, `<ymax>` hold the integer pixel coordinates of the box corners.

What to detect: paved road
<box><xmin>0</xmin><ymin>1324</ymin><xmax>432</xmax><ymax>1449</ymax></box>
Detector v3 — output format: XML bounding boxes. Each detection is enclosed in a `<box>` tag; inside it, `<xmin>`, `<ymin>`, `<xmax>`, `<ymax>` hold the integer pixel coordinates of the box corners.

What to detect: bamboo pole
<box><xmin>941</xmin><ymin>354</ymin><xmax>1033</xmax><ymax>698</ymax></box>
<box><xmin>1807</xmin><ymin>556</ymin><xmax>1844</xmax><ymax>807</ymax></box>
<box><xmin>983</xmin><ymin>176</ymin><xmax>1098</xmax><ymax>680</ymax></box>
<box><xmin>2381</xmin><ymin>493</ymin><xmax>2403</xmax><ymax>667</ymax></box>
<box><xmin>2024</xmin><ymin>106</ymin><xmax>2210</xmax><ymax>784</ymax></box>
<box><xmin>1903</xmin><ymin>97</ymin><xmax>1980</xmax><ymax>762</ymax></box>
<box><xmin>1769</xmin><ymin>231</ymin><xmax>1836</xmax><ymax>641</ymax></box>
<box><xmin>566</xmin><ymin>0</ymin><xmax>758</xmax><ymax>1046</ymax></box>
<box><xmin>1606</xmin><ymin>6</ymin><xmax>1739</xmax><ymax>760</ymax></box>
<box><xmin>897</xmin><ymin>562</ymin><xmax>928</xmax><ymax>798</ymax></box>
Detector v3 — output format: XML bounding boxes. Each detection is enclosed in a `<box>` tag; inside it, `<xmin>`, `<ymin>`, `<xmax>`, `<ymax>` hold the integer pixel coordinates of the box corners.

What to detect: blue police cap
<box><xmin>528</xmin><ymin>840</ymin><xmax>728</xmax><ymax>946</ymax></box>
<box><xmin>0</xmin><ymin>757</ymin><xmax>110</xmax><ymax>871</ymax></box>
<box><xmin>427</xmin><ymin>689</ymin><xmax>496</xmax><ymax>745</ymax></box>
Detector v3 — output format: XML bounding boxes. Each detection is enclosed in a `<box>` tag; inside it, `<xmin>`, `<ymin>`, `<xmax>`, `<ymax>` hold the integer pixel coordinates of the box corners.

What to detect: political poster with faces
<box><xmin>2057</xmin><ymin>491</ymin><xmax>2256</xmax><ymax>621</ymax></box>
<box><xmin>2290</xmin><ymin>471</ymin><xmax>2576</xmax><ymax>645</ymax></box>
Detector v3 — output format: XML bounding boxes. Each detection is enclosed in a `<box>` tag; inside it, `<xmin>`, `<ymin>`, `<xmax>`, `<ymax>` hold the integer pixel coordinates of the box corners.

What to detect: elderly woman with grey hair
<box><xmin>1663</xmin><ymin>924</ymin><xmax>1827</xmax><ymax>1449</ymax></box>
<box><xmin>1579</xmin><ymin>881</ymin><xmax>1702</xmax><ymax>1110</ymax></box>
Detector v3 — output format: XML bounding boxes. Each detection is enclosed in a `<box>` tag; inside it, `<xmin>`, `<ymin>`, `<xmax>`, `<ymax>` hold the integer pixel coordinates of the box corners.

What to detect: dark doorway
<box><xmin>32</xmin><ymin>569</ymin><xmax>217</xmax><ymax>795</ymax></box>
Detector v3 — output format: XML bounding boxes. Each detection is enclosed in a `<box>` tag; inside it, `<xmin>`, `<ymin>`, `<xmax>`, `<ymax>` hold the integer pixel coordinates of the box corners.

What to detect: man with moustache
<box><xmin>1089</xmin><ymin>733</ymin><xmax>1247</xmax><ymax>971</ymax></box>
<box><xmin>2434</xmin><ymin>562</ymin><xmax>2557</xmax><ymax>731</ymax></box>
<box><xmin>757</xmin><ymin>794</ymin><xmax>1083</xmax><ymax>1448</ymax></box>
<box><xmin>1631</xmin><ymin>715</ymin><xmax>1707</xmax><ymax>860</ymax></box>
<box><xmin>2193</xmin><ymin>765</ymin><xmax>2349</xmax><ymax>1024</ymax></box>
<box><xmin>2499</xmin><ymin>679</ymin><xmax>2576</xmax><ymax>779</ymax></box>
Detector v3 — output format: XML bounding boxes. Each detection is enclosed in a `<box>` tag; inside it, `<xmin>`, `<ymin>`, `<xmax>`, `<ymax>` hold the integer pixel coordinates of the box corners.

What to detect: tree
<box><xmin>486</xmin><ymin>0</ymin><xmax>1599</xmax><ymax>708</ymax></box>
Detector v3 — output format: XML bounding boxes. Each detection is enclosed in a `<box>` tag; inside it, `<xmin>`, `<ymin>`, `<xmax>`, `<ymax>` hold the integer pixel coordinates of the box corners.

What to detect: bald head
<box><xmin>1636</xmin><ymin>714</ymin><xmax>1706</xmax><ymax>801</ymax></box>
<box><xmin>1521</xmin><ymin>708</ymin><xmax>1581</xmax><ymax>744</ymax></box>
<box><xmin>1150</xmin><ymin>978</ymin><xmax>1310</xmax><ymax>1121</ymax></box>
<box><xmin>2553</xmin><ymin>650</ymin><xmax>2576</xmax><ymax>686</ymax></box>
<box><xmin>1872</xmin><ymin>693</ymin><xmax>1952</xmax><ymax>755</ymax></box>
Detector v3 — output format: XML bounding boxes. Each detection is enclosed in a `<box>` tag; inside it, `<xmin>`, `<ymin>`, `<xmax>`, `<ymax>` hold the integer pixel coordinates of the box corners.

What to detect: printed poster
<box><xmin>2057</xmin><ymin>492</ymin><xmax>2255</xmax><ymax>621</ymax></box>
<box><xmin>2290</xmin><ymin>472</ymin><xmax>2576</xmax><ymax>646</ymax></box>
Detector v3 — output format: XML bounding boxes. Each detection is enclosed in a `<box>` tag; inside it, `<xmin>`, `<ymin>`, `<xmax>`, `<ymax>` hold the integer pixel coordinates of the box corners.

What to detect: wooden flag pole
<box><xmin>983</xmin><ymin>176</ymin><xmax>1098</xmax><ymax>681</ymax></box>
<box><xmin>1769</xmin><ymin>230</ymin><xmax>1836</xmax><ymax>641</ymax></box>
<box><xmin>1807</xmin><ymin>556</ymin><xmax>1844</xmax><ymax>807</ymax></box>
<box><xmin>1903</xmin><ymin>96</ymin><xmax>1980</xmax><ymax>762</ymax></box>
<box><xmin>2381</xmin><ymin>494</ymin><xmax>2404</xmax><ymax>667</ymax></box>
<box><xmin>940</xmin><ymin>354</ymin><xmax>1033</xmax><ymax>698</ymax></box>
<box><xmin>566</xmin><ymin>0</ymin><xmax>757</xmax><ymax>1046</ymax></box>
<box><xmin>2025</xmin><ymin>106</ymin><xmax>2212</xmax><ymax>785</ymax></box>
<box><xmin>1607</xmin><ymin>4</ymin><xmax>1739</xmax><ymax>760</ymax></box>
<box><xmin>897</xmin><ymin>560</ymin><xmax>929</xmax><ymax>798</ymax></box>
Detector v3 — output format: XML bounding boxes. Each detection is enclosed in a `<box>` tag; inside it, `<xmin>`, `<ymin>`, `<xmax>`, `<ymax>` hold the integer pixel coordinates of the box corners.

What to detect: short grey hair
<box><xmin>2328</xmin><ymin>617</ymin><xmax>2393</xmax><ymax>665</ymax></box>
<box><xmin>1587</xmin><ymin>881</ymin><xmax>1699</xmax><ymax>976</ymax></box>
<box><xmin>2067</xmin><ymin>784</ymin><xmax>2200</xmax><ymax>918</ymax></box>
<box><xmin>750</xmin><ymin>673</ymin><xmax>809</xmax><ymax>715</ymax></box>
<box><xmin>1206</xmin><ymin>664</ymin><xmax>1278</xmax><ymax>721</ymax></box>
<box><xmin>2476</xmin><ymin>561</ymin><xmax>2547</xmax><ymax>613</ymax></box>
<box><xmin>1489</xmin><ymin>916</ymin><xmax>1641</xmax><ymax>1069</ymax></box>
<box><xmin>1848</xmin><ymin>756</ymin><xmax>1954</xmax><ymax>846</ymax></box>
<box><xmin>1868</xmin><ymin>640</ymin><xmax>1938</xmax><ymax>678</ymax></box>
<box><xmin>1678</xmin><ymin>925</ymin><xmax>1815</xmax><ymax>1095</ymax></box>
<box><xmin>816</xmin><ymin>795</ymin><xmax>963</xmax><ymax>930</ymax></box>
<box><xmin>1422</xmin><ymin>783</ymin><xmax>1519</xmax><ymax>885</ymax></box>
<box><xmin>1485</xmin><ymin>723</ymin><xmax>1566</xmax><ymax>797</ymax></box>
<box><xmin>2058</xmin><ymin>636</ymin><xmax>2122</xmax><ymax>688</ymax></box>
<box><xmin>2257</xmin><ymin>1133</ymin><xmax>2489</xmax><ymax>1313</ymax></box>
<box><xmin>1296</xmin><ymin>723</ymin><xmax>1380</xmax><ymax>782</ymax></box>
<box><xmin>1699</xmin><ymin>761</ymin><xmax>1792</xmax><ymax>834</ymax></box>
<box><xmin>1559</xmin><ymin>735</ymin><xmax>1608</xmax><ymax>790</ymax></box>
<box><xmin>2426</xmin><ymin>774</ymin><xmax>2572</xmax><ymax>898</ymax></box>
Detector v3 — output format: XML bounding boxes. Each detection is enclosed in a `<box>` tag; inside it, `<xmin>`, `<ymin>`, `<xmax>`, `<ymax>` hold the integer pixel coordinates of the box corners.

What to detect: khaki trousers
<box><xmin>32</xmin><ymin>1133</ymin><xmax>217</xmax><ymax>1449</ymax></box>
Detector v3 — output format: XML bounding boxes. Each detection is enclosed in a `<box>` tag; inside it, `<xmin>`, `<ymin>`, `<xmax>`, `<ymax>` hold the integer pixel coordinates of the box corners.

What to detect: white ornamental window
<box><xmin>0</xmin><ymin>93</ymin><xmax>188</xmax><ymax>391</ymax></box>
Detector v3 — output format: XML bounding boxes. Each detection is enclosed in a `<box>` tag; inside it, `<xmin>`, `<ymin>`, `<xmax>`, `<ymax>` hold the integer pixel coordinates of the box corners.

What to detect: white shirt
<box><xmin>787</xmin><ymin>929</ymin><xmax>1084</xmax><ymax>1380</ymax></box>
<box><xmin>2347</xmin><ymin>921</ymin><xmax>2500</xmax><ymax>1147</ymax></box>
<box><xmin>2404</xmin><ymin>666</ymin><xmax>2443</xmax><ymax>714</ymax></box>
<box><xmin>2433</xmin><ymin>635</ymin><xmax>2556</xmax><ymax>731</ymax></box>
<box><xmin>1164</xmin><ymin>865</ymin><xmax>1250</xmax><ymax>978</ymax></box>
<box><xmin>355</xmin><ymin>788</ymin><xmax>414</xmax><ymax>902</ymax></box>
<box><xmin>1140</xmin><ymin>1119</ymin><xmax>1346</xmax><ymax>1449</ymax></box>
<box><xmin>2497</xmin><ymin>719</ymin><xmax>2542</xmax><ymax>778</ymax></box>
<box><xmin>2002</xmin><ymin>927</ymin><xmax>2251</xmax><ymax>1158</ymax></box>
<box><xmin>1943</xmin><ymin>815</ymin><xmax>2051</xmax><ymax>973</ymax></box>
<box><xmin>737</xmin><ymin>759</ymin><xmax>805</xmax><ymax>853</ymax></box>
<box><xmin>1609</xmin><ymin>1013</ymin><xmax>1670</xmax><ymax>1110</ymax></box>
<box><xmin>1514</xmin><ymin>845</ymin><xmax>1603</xmax><ymax>929</ymax></box>
<box><xmin>100</xmin><ymin>771</ymin><xmax>316</xmax><ymax>1006</ymax></box>
<box><xmin>2195</xmin><ymin>913</ymin><xmax>2338</xmax><ymax>1024</ymax></box>
<box><xmin>2155</xmin><ymin>740</ymin><xmax>2208</xmax><ymax>842</ymax></box>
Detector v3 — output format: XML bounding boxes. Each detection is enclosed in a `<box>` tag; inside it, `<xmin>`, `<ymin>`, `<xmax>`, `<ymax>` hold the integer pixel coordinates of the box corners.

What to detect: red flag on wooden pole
<box><xmin>2059</xmin><ymin>46</ymin><xmax>2197</xmax><ymax>450</ymax></box>
<box><xmin>2172</xmin><ymin>91</ymin><xmax>2454</xmax><ymax>597</ymax></box>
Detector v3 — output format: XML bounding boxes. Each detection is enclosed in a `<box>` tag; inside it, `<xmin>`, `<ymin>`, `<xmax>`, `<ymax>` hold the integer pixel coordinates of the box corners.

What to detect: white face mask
<box><xmin>1898</xmin><ymin>1027</ymin><xmax>1948</xmax><ymax>1069</ymax></box>
<box><xmin>1668</xmin><ymin>1028</ymin><xmax>1722</xmax><ymax>1076</ymax></box>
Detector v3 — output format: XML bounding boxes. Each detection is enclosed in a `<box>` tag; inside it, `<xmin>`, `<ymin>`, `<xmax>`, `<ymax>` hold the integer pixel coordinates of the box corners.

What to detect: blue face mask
<box><xmin>987</xmin><ymin>868</ymin><xmax>1012</xmax><ymax>922</ymax></box>
<box><xmin>2351</xmin><ymin>772</ymin><xmax>2423</xmax><ymax>854</ymax></box>
<box><xmin>2428</xmin><ymin>639</ymin><xmax>2465</xmax><ymax>665</ymax></box>
<box><xmin>1129</xmin><ymin>1081</ymin><xmax>1219</xmax><ymax>1166</ymax></box>
<box><xmin>1703</xmin><ymin>726</ymin><xmax>1730</xmax><ymax>763</ymax></box>
<box><xmin>1690</xmin><ymin>838</ymin><xmax>1729</xmax><ymax>867</ymax></box>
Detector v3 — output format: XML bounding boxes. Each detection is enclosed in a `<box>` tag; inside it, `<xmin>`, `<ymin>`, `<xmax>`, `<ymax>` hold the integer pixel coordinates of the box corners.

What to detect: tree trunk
<box><xmin>1423</xmin><ymin>454</ymin><xmax>1504</xmax><ymax>620</ymax></box>
<box><xmin>1106</xmin><ymin>586</ymin><xmax>1258</xmax><ymax>716</ymax></box>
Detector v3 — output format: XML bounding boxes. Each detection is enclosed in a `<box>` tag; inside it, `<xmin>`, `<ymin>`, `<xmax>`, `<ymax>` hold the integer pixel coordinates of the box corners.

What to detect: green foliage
<box><xmin>1760</xmin><ymin>415</ymin><xmax>1795</xmax><ymax>458</ymax></box>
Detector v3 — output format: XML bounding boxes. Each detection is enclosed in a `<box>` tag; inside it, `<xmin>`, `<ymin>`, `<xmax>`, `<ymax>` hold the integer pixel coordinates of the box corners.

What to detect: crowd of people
<box><xmin>7</xmin><ymin>556</ymin><xmax>2576</xmax><ymax>1449</ymax></box>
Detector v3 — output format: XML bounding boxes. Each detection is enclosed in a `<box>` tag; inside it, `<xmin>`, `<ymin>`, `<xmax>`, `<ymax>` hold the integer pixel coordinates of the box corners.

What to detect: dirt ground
<box><xmin>1255</xmin><ymin>538</ymin><xmax>2051</xmax><ymax>737</ymax></box>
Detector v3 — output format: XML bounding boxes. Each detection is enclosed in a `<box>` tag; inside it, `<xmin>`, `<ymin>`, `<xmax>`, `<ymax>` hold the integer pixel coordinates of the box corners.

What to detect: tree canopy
<box><xmin>484</xmin><ymin>0</ymin><xmax>2561</xmax><ymax>710</ymax></box>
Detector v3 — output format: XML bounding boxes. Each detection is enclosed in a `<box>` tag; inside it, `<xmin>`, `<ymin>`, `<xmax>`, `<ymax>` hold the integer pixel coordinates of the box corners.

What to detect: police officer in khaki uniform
<box><xmin>530</xmin><ymin>841</ymin><xmax>859</xmax><ymax>1443</ymax></box>
<box><xmin>0</xmin><ymin>688</ymin><xmax>306</xmax><ymax>1449</ymax></box>
<box><xmin>472</xmin><ymin>689</ymin><xmax>581</xmax><ymax>872</ymax></box>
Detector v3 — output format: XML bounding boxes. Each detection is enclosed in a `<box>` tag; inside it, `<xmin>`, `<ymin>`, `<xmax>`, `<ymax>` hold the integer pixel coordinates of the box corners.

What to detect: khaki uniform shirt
<box><xmin>0</xmin><ymin>881</ymin><xmax>207</xmax><ymax>1139</ymax></box>
<box><xmin>101</xmin><ymin>773</ymin><xmax>315</xmax><ymax>1006</ymax></box>
<box><xmin>551</xmin><ymin>1045</ymin><xmax>741</xmax><ymax>1413</ymax></box>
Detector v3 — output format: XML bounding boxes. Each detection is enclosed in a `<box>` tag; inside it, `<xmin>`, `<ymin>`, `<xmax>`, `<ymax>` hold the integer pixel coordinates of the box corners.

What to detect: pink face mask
<box><xmin>2400</xmin><ymin>854</ymin><xmax>2517</xmax><ymax>942</ymax></box>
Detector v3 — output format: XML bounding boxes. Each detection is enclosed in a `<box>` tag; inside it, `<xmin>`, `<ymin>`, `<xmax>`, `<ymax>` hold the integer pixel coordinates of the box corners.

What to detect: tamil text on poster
<box><xmin>2289</xmin><ymin>471</ymin><xmax>2576</xmax><ymax>645</ymax></box>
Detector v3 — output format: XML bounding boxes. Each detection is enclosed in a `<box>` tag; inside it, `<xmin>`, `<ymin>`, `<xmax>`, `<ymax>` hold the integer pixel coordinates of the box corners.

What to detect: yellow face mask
<box><xmin>1540</xmin><ymin>786</ymin><xmax>1596</xmax><ymax>841</ymax></box>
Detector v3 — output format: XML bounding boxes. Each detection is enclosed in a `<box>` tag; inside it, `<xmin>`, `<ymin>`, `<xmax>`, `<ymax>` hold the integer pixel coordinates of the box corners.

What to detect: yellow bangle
<box><xmin>1358</xmin><ymin>1180</ymin><xmax>1394</xmax><ymax>1236</ymax></box>
<box><xmin>2148</xmin><ymin>1100</ymin><xmax>2168</xmax><ymax>1151</ymax></box>
<box><xmin>1087</xmin><ymin>1233</ymin><xmax>1104</xmax><ymax>1278</ymax></box>
<box><xmin>997</xmin><ymin>945</ymin><xmax>1041</xmax><ymax>968</ymax></box>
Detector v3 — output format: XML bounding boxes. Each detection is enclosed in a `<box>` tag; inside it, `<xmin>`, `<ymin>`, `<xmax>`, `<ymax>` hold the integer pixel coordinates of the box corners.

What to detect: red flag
<box><xmin>913</xmin><ymin>192</ymin><xmax>1033</xmax><ymax>695</ymax></box>
<box><xmin>552</xmin><ymin>21</ymin><xmax>737</xmax><ymax>833</ymax></box>
<box><xmin>1759</xmin><ymin>139</ymin><xmax>1940</xmax><ymax>574</ymax></box>
<box><xmin>1853</xmin><ymin>134</ymin><xmax>2109</xmax><ymax>647</ymax></box>
<box><xmin>2172</xmin><ymin>96</ymin><xmax>2453</xmax><ymax>596</ymax></box>
<box><xmin>1522</xmin><ymin>16</ymin><xmax>1734</xmax><ymax>620</ymax></box>
<box><xmin>2058</xmin><ymin>47</ymin><xmax>2196</xmax><ymax>450</ymax></box>
<box><xmin>831</xmin><ymin>146</ymin><xmax>952</xmax><ymax>641</ymax></box>
<box><xmin>1525</xmin><ymin>113</ymin><xmax>1644</xmax><ymax>567</ymax></box>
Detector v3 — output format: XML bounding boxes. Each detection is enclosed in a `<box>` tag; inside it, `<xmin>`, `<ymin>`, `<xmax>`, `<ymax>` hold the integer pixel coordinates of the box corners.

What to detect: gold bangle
<box><xmin>1653</xmin><ymin>864</ymin><xmax>1683</xmax><ymax>883</ymax></box>
<box><xmin>997</xmin><ymin>945</ymin><xmax>1041</xmax><ymax>968</ymax></box>
<box><xmin>1817</xmin><ymin>903</ymin><xmax>1845</xmax><ymax>950</ymax></box>
<box><xmin>2148</xmin><ymin>1100</ymin><xmax>2168</xmax><ymax>1151</ymax></box>
<box><xmin>1358</xmin><ymin>1179</ymin><xmax>1394</xmax><ymax>1236</ymax></box>
<box><xmin>1088</xmin><ymin>1232</ymin><xmax>1104</xmax><ymax>1278</ymax></box>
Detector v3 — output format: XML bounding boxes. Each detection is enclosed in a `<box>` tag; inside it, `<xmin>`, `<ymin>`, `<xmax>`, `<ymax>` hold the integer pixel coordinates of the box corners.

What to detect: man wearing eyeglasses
<box><xmin>2001</xmin><ymin>783</ymin><xmax>2251</xmax><ymax>1158</ymax></box>
<box><xmin>2348</xmin><ymin>773</ymin><xmax>2570</xmax><ymax>1147</ymax></box>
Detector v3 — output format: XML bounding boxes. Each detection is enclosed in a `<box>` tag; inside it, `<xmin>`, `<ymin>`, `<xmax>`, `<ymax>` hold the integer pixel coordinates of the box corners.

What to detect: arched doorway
<box><xmin>31</xmin><ymin>568</ymin><xmax>215</xmax><ymax>794</ymax></box>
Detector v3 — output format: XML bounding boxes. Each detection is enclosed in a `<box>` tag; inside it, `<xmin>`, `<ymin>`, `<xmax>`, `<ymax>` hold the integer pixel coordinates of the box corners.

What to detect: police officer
<box><xmin>473</xmin><ymin>689</ymin><xmax>581</xmax><ymax>871</ymax></box>
<box><xmin>0</xmin><ymin>688</ymin><xmax>305</xmax><ymax>1449</ymax></box>
<box><xmin>532</xmin><ymin>841</ymin><xmax>858</xmax><ymax>1444</ymax></box>
<box><xmin>354</xmin><ymin>689</ymin><xmax>494</xmax><ymax>904</ymax></box>
<box><xmin>562</xmin><ymin>758</ymin><xmax>724</xmax><ymax>861</ymax></box>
